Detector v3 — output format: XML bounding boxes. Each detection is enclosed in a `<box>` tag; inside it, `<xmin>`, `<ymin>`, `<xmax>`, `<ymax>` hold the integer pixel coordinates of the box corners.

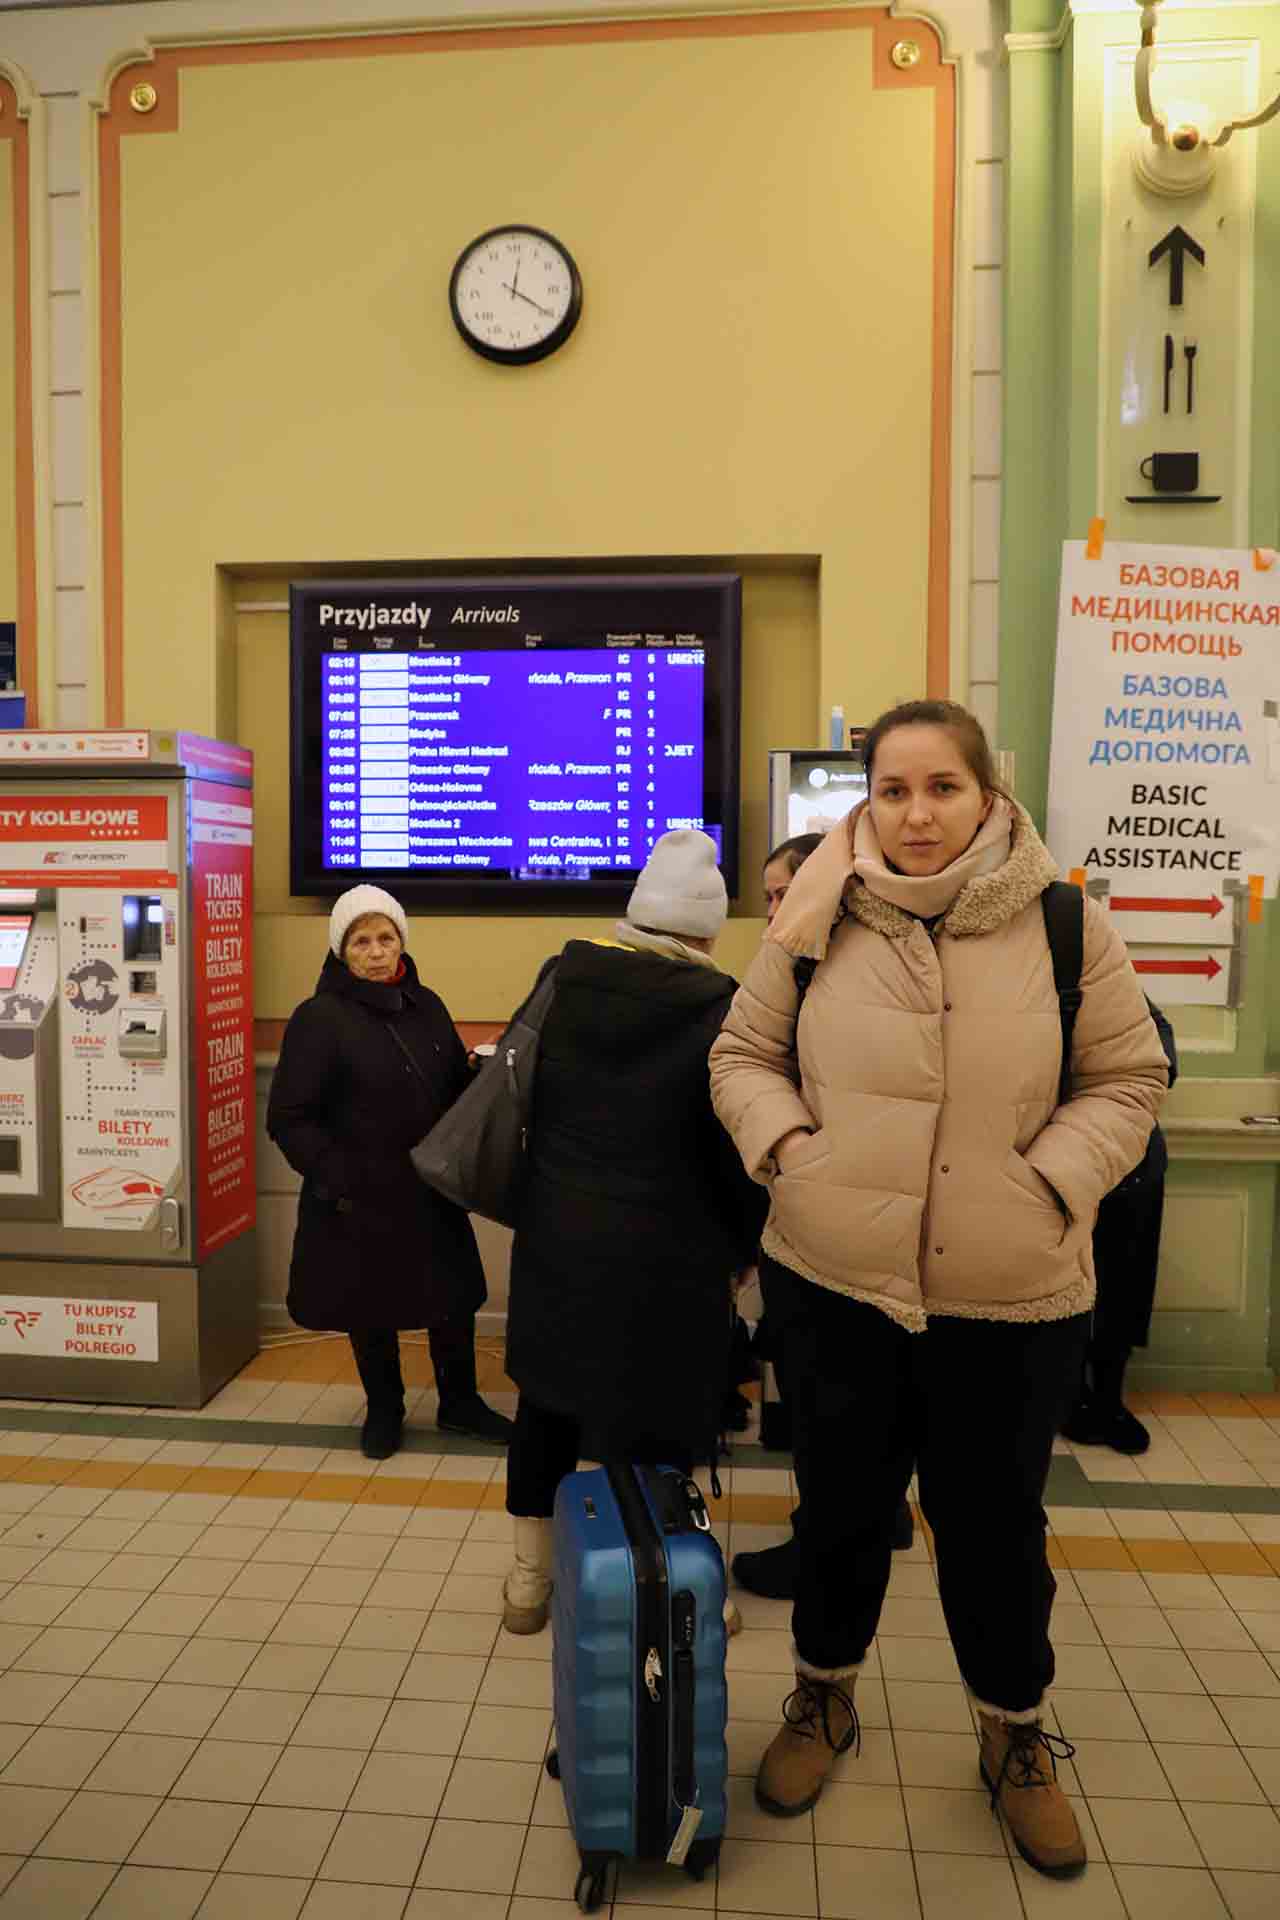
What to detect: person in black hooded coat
<box><xmin>500</xmin><ymin>831</ymin><xmax>768</xmax><ymax>1637</ymax></box>
<box><xmin>267</xmin><ymin>885</ymin><xmax>512</xmax><ymax>1459</ymax></box>
<box><xmin>1062</xmin><ymin>997</ymin><xmax>1178</xmax><ymax>1455</ymax></box>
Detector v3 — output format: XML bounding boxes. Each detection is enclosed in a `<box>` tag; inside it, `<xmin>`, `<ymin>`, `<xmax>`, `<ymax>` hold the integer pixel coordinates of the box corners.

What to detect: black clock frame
<box><xmin>449</xmin><ymin>224</ymin><xmax>583</xmax><ymax>366</ymax></box>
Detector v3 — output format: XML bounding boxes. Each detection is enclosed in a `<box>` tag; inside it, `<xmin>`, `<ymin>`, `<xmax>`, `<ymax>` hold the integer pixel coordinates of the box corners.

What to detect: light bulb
<box><xmin>1161</xmin><ymin>98</ymin><xmax>1215</xmax><ymax>149</ymax></box>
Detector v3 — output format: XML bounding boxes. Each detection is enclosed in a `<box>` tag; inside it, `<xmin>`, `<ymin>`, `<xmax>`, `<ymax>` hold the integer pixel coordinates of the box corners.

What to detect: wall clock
<box><xmin>449</xmin><ymin>224</ymin><xmax>583</xmax><ymax>366</ymax></box>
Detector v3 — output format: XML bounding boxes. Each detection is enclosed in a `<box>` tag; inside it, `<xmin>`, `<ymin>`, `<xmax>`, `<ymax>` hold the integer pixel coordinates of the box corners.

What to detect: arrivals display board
<box><xmin>290</xmin><ymin>577</ymin><xmax>742</xmax><ymax>903</ymax></box>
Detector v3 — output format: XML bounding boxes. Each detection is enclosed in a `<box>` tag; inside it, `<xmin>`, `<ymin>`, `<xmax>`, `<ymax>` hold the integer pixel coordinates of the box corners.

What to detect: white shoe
<box><xmin>504</xmin><ymin>1516</ymin><xmax>553</xmax><ymax>1635</ymax></box>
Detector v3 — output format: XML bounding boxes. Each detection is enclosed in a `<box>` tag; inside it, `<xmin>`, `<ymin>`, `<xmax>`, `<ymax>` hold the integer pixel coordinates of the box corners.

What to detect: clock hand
<box><xmin>502</xmin><ymin>281</ymin><xmax>554</xmax><ymax>318</ymax></box>
<box><xmin>510</xmin><ymin>259</ymin><xmax>521</xmax><ymax>299</ymax></box>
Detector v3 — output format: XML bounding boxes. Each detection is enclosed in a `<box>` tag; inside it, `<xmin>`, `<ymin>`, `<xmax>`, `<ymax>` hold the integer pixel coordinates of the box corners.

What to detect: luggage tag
<box><xmin>666</xmin><ymin>1802</ymin><xmax>703</xmax><ymax>1867</ymax></box>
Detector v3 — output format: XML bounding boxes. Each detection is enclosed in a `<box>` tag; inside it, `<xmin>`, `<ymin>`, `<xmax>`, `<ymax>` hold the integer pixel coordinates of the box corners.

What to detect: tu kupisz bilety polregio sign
<box><xmin>1046</xmin><ymin>541</ymin><xmax>1279</xmax><ymax>1007</ymax></box>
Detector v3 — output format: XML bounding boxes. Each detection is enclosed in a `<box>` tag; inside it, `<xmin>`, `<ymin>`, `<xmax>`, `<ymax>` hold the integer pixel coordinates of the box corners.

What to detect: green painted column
<box><xmin>1002</xmin><ymin>13</ymin><xmax>1067</xmax><ymax>832</ymax></box>
<box><xmin>1002</xmin><ymin>2</ymin><xmax>1280</xmax><ymax>1388</ymax></box>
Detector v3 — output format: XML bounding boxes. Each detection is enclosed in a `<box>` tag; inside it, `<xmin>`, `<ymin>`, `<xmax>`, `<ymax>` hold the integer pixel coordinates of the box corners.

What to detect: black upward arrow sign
<box><xmin>1149</xmin><ymin>226</ymin><xmax>1205</xmax><ymax>308</ymax></box>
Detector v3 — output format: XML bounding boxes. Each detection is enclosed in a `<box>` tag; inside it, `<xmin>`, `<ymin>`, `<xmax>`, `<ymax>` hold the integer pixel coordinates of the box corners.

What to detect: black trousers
<box><xmin>349</xmin><ymin>1317</ymin><xmax>479</xmax><ymax>1416</ymax></box>
<box><xmin>505</xmin><ymin>1394</ymin><xmax>694</xmax><ymax>1518</ymax></box>
<box><xmin>761</xmin><ymin>1254</ymin><xmax>1089</xmax><ymax>1714</ymax></box>
<box><xmin>1087</xmin><ymin>1172</ymin><xmax>1166</xmax><ymax>1405</ymax></box>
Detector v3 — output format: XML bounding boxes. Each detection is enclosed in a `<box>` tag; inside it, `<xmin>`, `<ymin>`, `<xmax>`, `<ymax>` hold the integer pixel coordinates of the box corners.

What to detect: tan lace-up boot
<box><xmin>755</xmin><ymin>1668</ymin><xmax>860</xmax><ymax>1817</ymax></box>
<box><xmin>978</xmin><ymin>1712</ymin><xmax>1086</xmax><ymax>1878</ymax></box>
<box><xmin>502</xmin><ymin>1516</ymin><xmax>553</xmax><ymax>1635</ymax></box>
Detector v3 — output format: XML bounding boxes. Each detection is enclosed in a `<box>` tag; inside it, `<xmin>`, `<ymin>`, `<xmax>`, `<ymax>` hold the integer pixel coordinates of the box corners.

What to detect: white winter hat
<box><xmin>329</xmin><ymin>885</ymin><xmax>409</xmax><ymax>958</ymax></box>
<box><xmin>626</xmin><ymin>830</ymin><xmax>728</xmax><ymax>940</ymax></box>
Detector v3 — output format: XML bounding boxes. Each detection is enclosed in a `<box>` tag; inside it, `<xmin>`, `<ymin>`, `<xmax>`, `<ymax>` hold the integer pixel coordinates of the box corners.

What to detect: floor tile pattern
<box><xmin>0</xmin><ymin>1341</ymin><xmax>1277</xmax><ymax>1914</ymax></box>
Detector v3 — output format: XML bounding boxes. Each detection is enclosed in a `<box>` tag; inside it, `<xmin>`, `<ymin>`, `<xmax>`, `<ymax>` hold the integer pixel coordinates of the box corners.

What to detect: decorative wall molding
<box><xmin>86</xmin><ymin>0</ymin><xmax>957</xmax><ymax>61</ymax></box>
<box><xmin>1156</xmin><ymin>1189</ymin><xmax>1248</xmax><ymax>1311</ymax></box>
<box><xmin>0</xmin><ymin>60</ymin><xmax>47</xmax><ymax>726</ymax></box>
<box><xmin>91</xmin><ymin>6</ymin><xmax>958</xmax><ymax>722</ymax></box>
<box><xmin>87</xmin><ymin>0</ymin><xmax>960</xmax><ymax>99</ymax></box>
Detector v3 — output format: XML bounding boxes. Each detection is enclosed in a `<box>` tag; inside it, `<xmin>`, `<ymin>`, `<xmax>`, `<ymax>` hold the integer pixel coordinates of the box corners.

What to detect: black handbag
<box><xmin>409</xmin><ymin>961</ymin><xmax>557</xmax><ymax>1227</ymax></box>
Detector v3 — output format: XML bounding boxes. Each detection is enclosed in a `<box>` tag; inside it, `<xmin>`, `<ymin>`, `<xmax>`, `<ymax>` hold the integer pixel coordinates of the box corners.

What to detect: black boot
<box><xmin>1061</xmin><ymin>1342</ymin><xmax>1150</xmax><ymax>1455</ymax></box>
<box><xmin>430</xmin><ymin>1317</ymin><xmax>514</xmax><ymax>1446</ymax></box>
<box><xmin>1061</xmin><ymin>1393</ymin><xmax>1150</xmax><ymax>1455</ymax></box>
<box><xmin>733</xmin><ymin>1535</ymin><xmax>796</xmax><ymax>1600</ymax></box>
<box><xmin>721</xmin><ymin>1388</ymin><xmax>754</xmax><ymax>1433</ymax></box>
<box><xmin>733</xmin><ymin>1496</ymin><xmax>912</xmax><ymax>1602</ymax></box>
<box><xmin>350</xmin><ymin>1329</ymin><xmax>405</xmax><ymax>1461</ymax></box>
<box><xmin>759</xmin><ymin>1396</ymin><xmax>794</xmax><ymax>1451</ymax></box>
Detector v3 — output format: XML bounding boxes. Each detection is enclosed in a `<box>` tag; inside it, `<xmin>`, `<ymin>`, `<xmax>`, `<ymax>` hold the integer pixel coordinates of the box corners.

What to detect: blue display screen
<box><xmin>290</xmin><ymin>576</ymin><xmax>741</xmax><ymax>903</ymax></box>
<box><xmin>321</xmin><ymin>645</ymin><xmax>708</xmax><ymax>875</ymax></box>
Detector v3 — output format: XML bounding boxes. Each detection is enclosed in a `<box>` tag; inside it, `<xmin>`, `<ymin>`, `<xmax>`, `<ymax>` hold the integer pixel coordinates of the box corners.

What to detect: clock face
<box><xmin>449</xmin><ymin>225</ymin><xmax>582</xmax><ymax>366</ymax></box>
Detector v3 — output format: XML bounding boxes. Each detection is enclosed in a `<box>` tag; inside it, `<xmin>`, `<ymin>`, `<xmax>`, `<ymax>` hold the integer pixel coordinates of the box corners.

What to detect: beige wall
<box><xmin>110</xmin><ymin>18</ymin><xmax>939</xmax><ymax>1015</ymax></box>
<box><xmin>0</xmin><ymin>139</ymin><xmax>17</xmax><ymax>631</ymax></box>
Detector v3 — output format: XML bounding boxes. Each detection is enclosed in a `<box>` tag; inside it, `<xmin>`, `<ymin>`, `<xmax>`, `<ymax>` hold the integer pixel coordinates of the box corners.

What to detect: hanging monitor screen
<box><xmin>290</xmin><ymin>576</ymin><xmax>742</xmax><ymax>903</ymax></box>
<box><xmin>785</xmin><ymin>752</ymin><xmax>868</xmax><ymax>839</ymax></box>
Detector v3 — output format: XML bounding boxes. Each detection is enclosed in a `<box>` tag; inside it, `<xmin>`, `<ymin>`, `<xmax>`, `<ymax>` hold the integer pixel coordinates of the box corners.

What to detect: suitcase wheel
<box><xmin>574</xmin><ymin>1865</ymin><xmax>609</xmax><ymax>1913</ymax></box>
<box><xmin>545</xmin><ymin>1749</ymin><xmax>561</xmax><ymax>1780</ymax></box>
<box><xmin>685</xmin><ymin>1834</ymin><xmax>722</xmax><ymax>1881</ymax></box>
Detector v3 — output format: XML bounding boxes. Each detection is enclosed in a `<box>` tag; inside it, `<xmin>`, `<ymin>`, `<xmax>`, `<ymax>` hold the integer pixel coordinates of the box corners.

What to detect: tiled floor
<box><xmin>0</xmin><ymin>1340</ymin><xmax>1277</xmax><ymax>1916</ymax></box>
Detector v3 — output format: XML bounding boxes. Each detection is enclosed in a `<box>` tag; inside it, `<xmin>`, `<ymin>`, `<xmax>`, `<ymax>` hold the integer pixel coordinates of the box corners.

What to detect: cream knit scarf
<box><xmin>768</xmin><ymin>797</ymin><xmax>1014</xmax><ymax>960</ymax></box>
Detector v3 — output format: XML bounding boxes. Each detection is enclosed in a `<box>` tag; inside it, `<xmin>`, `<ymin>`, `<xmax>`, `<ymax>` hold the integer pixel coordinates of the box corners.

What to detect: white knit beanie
<box><xmin>626</xmin><ymin>830</ymin><xmax>728</xmax><ymax>940</ymax></box>
<box><xmin>329</xmin><ymin>885</ymin><xmax>409</xmax><ymax>958</ymax></box>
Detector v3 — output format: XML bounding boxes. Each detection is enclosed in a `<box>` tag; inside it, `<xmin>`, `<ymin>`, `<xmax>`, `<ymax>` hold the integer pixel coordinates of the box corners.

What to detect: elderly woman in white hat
<box><xmin>500</xmin><ymin>832</ymin><xmax>767</xmax><ymax>1633</ymax></box>
<box><xmin>268</xmin><ymin>885</ymin><xmax>512</xmax><ymax>1458</ymax></box>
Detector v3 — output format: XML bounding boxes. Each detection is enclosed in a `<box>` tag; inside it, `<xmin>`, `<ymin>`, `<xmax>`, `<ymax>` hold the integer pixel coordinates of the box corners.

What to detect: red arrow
<box><xmin>1110</xmin><ymin>894</ymin><xmax>1224</xmax><ymax>918</ymax></box>
<box><xmin>1133</xmin><ymin>955</ymin><xmax>1222</xmax><ymax>980</ymax></box>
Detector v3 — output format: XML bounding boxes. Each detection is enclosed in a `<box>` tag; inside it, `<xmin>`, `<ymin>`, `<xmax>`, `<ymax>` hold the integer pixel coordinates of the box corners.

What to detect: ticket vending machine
<box><xmin>0</xmin><ymin>730</ymin><xmax>257</xmax><ymax>1406</ymax></box>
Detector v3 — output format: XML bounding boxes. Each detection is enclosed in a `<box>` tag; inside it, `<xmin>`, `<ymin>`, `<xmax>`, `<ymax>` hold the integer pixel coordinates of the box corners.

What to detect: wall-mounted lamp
<box><xmin>1134</xmin><ymin>0</ymin><xmax>1280</xmax><ymax>197</ymax></box>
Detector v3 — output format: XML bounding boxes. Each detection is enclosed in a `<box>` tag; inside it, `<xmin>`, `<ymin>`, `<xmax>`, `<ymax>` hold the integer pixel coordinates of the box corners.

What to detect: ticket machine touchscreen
<box><xmin>0</xmin><ymin>916</ymin><xmax>32</xmax><ymax>990</ymax></box>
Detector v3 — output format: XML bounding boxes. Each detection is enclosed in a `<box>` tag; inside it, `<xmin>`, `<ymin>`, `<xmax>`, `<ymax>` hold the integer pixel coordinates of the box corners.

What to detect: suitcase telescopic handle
<box><xmin>671</xmin><ymin>1591</ymin><xmax>698</xmax><ymax>1808</ymax></box>
<box><xmin>681</xmin><ymin>1478</ymin><xmax>711</xmax><ymax>1532</ymax></box>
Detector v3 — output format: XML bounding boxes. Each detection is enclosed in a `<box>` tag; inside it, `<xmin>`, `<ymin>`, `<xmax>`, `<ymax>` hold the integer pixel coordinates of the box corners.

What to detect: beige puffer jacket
<box><xmin>709</xmin><ymin>808</ymin><xmax>1168</xmax><ymax>1332</ymax></box>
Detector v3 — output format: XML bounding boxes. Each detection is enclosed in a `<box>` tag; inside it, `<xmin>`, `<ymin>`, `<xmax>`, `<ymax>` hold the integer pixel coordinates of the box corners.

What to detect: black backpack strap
<box><xmin>791</xmin><ymin>902</ymin><xmax>848</xmax><ymax>1012</ymax></box>
<box><xmin>792</xmin><ymin>956</ymin><xmax>818</xmax><ymax>1006</ymax></box>
<box><xmin>1041</xmin><ymin>881</ymin><xmax>1085</xmax><ymax>1107</ymax></box>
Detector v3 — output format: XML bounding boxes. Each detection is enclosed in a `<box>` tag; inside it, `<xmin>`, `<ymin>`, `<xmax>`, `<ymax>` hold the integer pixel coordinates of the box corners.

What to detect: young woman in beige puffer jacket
<box><xmin>709</xmin><ymin>700</ymin><xmax>1168</xmax><ymax>1882</ymax></box>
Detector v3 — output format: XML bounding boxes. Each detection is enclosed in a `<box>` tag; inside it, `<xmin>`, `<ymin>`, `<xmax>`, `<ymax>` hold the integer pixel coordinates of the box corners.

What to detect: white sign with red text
<box><xmin>0</xmin><ymin>1294</ymin><xmax>158</xmax><ymax>1362</ymax></box>
<box><xmin>0</xmin><ymin>793</ymin><xmax>176</xmax><ymax>888</ymax></box>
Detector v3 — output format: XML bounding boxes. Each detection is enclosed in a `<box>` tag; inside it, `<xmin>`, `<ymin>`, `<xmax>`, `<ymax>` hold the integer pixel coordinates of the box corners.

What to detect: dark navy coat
<box><xmin>267</xmin><ymin>952</ymin><xmax>485</xmax><ymax>1332</ymax></box>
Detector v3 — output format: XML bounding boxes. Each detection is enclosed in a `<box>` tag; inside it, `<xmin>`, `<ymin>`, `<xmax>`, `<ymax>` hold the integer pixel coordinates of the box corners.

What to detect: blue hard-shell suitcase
<box><xmin>547</xmin><ymin>1463</ymin><xmax>728</xmax><ymax>1912</ymax></box>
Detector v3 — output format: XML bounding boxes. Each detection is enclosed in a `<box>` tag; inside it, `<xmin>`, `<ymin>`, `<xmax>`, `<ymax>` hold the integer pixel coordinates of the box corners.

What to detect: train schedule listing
<box><xmin>320</xmin><ymin>646</ymin><xmax>707</xmax><ymax>873</ymax></box>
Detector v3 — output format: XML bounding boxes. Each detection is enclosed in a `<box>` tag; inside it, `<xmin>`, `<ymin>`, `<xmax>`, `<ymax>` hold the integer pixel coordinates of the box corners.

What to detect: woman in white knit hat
<box><xmin>267</xmin><ymin>885</ymin><xmax>512</xmax><ymax>1459</ymax></box>
<box><xmin>500</xmin><ymin>831</ymin><xmax>767</xmax><ymax>1635</ymax></box>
